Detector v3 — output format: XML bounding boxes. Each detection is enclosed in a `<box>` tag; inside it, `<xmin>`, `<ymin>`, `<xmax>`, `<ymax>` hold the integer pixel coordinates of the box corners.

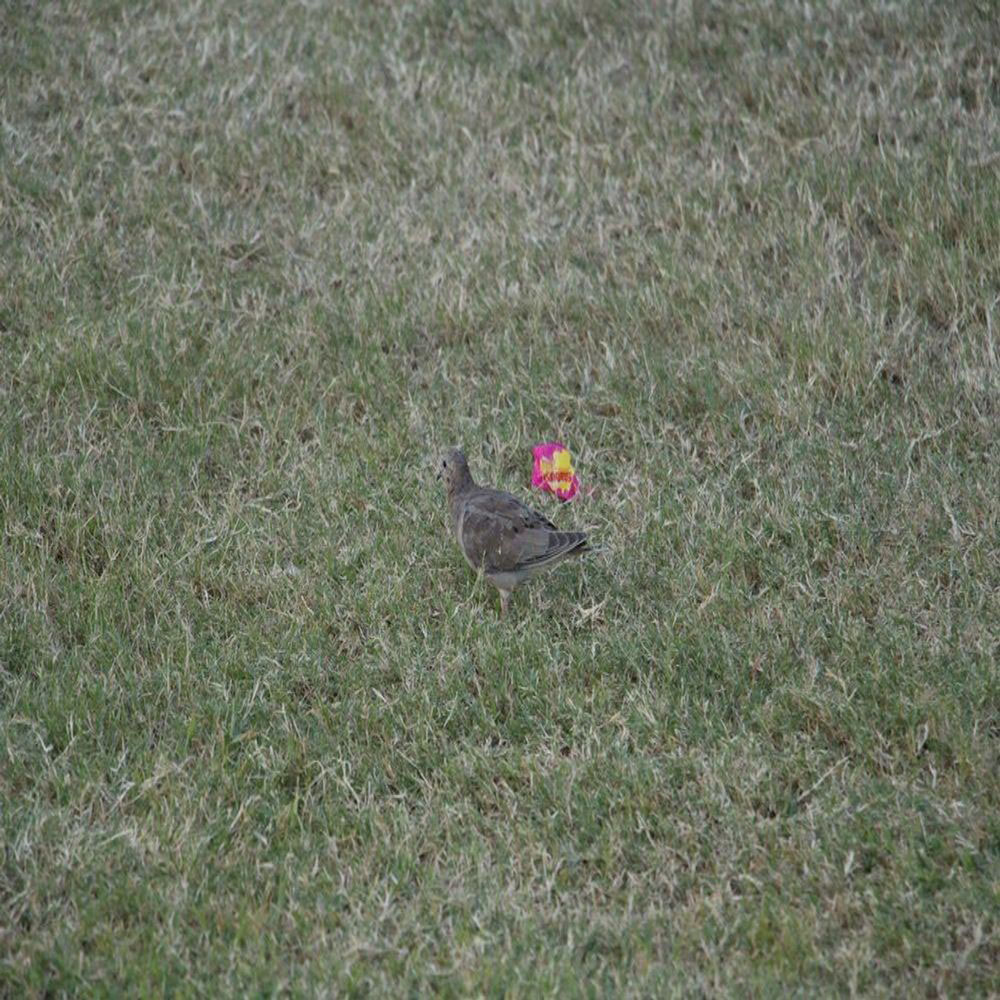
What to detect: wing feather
<box><xmin>458</xmin><ymin>487</ymin><xmax>586</xmax><ymax>575</ymax></box>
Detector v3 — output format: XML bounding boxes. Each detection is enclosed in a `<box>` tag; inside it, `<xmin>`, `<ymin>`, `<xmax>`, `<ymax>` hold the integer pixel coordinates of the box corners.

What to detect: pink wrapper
<box><xmin>531</xmin><ymin>442</ymin><xmax>580</xmax><ymax>502</ymax></box>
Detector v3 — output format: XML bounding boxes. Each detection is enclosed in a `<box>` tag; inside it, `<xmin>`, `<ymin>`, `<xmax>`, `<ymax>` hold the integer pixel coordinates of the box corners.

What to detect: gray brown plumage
<box><xmin>439</xmin><ymin>448</ymin><xmax>589</xmax><ymax>615</ymax></box>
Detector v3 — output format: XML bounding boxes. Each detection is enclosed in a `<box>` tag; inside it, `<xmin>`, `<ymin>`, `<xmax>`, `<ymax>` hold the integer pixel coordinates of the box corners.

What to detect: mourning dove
<box><xmin>439</xmin><ymin>448</ymin><xmax>589</xmax><ymax>616</ymax></box>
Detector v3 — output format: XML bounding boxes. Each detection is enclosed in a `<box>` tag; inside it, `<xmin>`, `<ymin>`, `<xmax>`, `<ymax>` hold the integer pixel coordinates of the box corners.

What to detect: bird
<box><xmin>439</xmin><ymin>447</ymin><xmax>589</xmax><ymax>616</ymax></box>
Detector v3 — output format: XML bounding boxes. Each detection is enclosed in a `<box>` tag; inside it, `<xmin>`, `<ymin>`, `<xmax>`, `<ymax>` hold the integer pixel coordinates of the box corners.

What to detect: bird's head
<box><xmin>438</xmin><ymin>447</ymin><xmax>472</xmax><ymax>494</ymax></box>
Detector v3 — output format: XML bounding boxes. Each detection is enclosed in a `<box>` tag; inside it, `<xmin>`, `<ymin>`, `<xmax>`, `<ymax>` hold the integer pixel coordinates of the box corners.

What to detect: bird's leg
<box><xmin>499</xmin><ymin>589</ymin><xmax>511</xmax><ymax>617</ymax></box>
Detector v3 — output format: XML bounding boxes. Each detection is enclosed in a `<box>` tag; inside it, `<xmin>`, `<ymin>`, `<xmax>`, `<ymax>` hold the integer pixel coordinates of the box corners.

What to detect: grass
<box><xmin>1</xmin><ymin>0</ymin><xmax>998</xmax><ymax>993</ymax></box>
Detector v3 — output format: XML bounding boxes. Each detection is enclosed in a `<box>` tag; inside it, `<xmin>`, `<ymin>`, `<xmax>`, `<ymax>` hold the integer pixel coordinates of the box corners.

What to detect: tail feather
<box><xmin>523</xmin><ymin>530</ymin><xmax>589</xmax><ymax>570</ymax></box>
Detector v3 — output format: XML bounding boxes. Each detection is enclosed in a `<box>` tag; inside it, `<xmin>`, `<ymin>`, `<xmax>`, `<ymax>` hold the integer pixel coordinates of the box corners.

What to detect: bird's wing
<box><xmin>458</xmin><ymin>488</ymin><xmax>586</xmax><ymax>574</ymax></box>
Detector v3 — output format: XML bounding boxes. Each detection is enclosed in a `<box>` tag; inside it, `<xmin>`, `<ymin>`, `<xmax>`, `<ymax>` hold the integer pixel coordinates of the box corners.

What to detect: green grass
<box><xmin>2</xmin><ymin>0</ymin><xmax>998</xmax><ymax>993</ymax></box>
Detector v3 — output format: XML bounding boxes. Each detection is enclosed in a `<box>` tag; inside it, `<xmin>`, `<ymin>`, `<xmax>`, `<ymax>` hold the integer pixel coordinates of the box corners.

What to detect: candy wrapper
<box><xmin>531</xmin><ymin>442</ymin><xmax>580</xmax><ymax>502</ymax></box>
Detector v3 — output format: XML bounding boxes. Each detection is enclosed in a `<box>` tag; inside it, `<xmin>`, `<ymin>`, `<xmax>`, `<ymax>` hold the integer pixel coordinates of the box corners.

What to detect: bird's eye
<box><xmin>442</xmin><ymin>460</ymin><xmax>447</xmax><ymax>468</ymax></box>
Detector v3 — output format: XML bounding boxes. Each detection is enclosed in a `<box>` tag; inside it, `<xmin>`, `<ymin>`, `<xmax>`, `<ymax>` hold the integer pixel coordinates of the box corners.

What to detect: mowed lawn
<box><xmin>2</xmin><ymin>0</ymin><xmax>998</xmax><ymax>994</ymax></box>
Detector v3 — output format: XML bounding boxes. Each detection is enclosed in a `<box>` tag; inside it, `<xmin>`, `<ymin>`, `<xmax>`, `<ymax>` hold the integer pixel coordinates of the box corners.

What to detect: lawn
<box><xmin>1</xmin><ymin>0</ymin><xmax>998</xmax><ymax>994</ymax></box>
